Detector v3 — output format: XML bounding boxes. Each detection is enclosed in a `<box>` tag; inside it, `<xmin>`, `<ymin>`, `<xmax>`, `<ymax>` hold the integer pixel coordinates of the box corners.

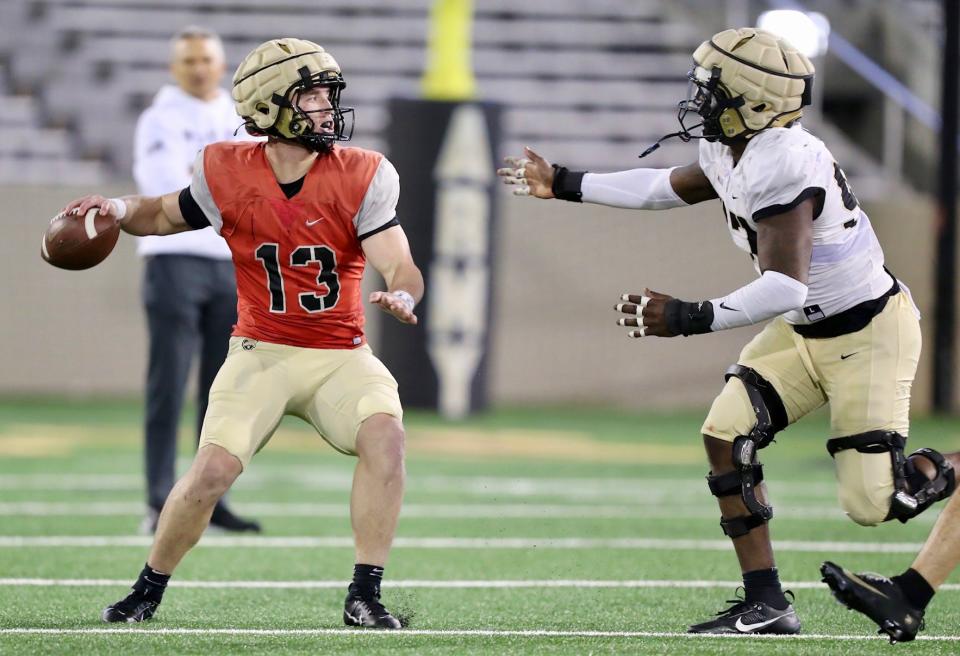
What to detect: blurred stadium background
<box><xmin>2</xmin><ymin>0</ymin><xmax>956</xmax><ymax>410</ymax></box>
<box><xmin>2</xmin><ymin>1</ymin><xmax>960</xmax><ymax>653</ymax></box>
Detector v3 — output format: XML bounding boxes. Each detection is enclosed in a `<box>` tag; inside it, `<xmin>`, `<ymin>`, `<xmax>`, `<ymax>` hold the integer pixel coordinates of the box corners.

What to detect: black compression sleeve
<box><xmin>178</xmin><ymin>187</ymin><xmax>211</xmax><ymax>230</ymax></box>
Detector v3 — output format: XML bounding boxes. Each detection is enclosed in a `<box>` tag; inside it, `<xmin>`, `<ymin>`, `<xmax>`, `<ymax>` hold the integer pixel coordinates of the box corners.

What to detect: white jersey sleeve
<box><xmin>354</xmin><ymin>157</ymin><xmax>400</xmax><ymax>239</ymax></box>
<box><xmin>188</xmin><ymin>148</ymin><xmax>225</xmax><ymax>235</ymax></box>
<box><xmin>740</xmin><ymin>130</ymin><xmax>827</xmax><ymax>222</ymax></box>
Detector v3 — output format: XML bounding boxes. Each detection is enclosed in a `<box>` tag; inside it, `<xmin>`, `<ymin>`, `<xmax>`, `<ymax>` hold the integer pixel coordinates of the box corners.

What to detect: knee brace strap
<box><xmin>720</xmin><ymin>513</ymin><xmax>768</xmax><ymax>539</ymax></box>
<box><xmin>900</xmin><ymin>448</ymin><xmax>957</xmax><ymax>521</ymax></box>
<box><xmin>826</xmin><ymin>430</ymin><xmax>906</xmax><ymax>456</ymax></box>
<box><xmin>707</xmin><ymin>465</ymin><xmax>764</xmax><ymax>497</ymax></box>
<box><xmin>707</xmin><ymin>442</ymin><xmax>773</xmax><ymax>539</ymax></box>
<box><xmin>724</xmin><ymin>364</ymin><xmax>788</xmax><ymax>450</ymax></box>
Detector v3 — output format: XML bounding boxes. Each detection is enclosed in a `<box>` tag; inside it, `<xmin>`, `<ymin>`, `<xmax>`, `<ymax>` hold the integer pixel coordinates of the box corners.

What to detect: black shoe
<box><xmin>209</xmin><ymin>503</ymin><xmax>261</xmax><ymax>533</ymax></box>
<box><xmin>821</xmin><ymin>561</ymin><xmax>925</xmax><ymax>643</ymax></box>
<box><xmin>343</xmin><ymin>584</ymin><xmax>402</xmax><ymax>629</ymax></box>
<box><xmin>101</xmin><ymin>588</ymin><xmax>160</xmax><ymax>623</ymax></box>
<box><xmin>688</xmin><ymin>590</ymin><xmax>800</xmax><ymax>634</ymax></box>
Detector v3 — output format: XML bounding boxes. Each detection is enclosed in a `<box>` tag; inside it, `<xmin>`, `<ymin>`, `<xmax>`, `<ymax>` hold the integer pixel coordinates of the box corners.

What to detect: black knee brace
<box><xmin>901</xmin><ymin>447</ymin><xmax>956</xmax><ymax>520</ymax></box>
<box><xmin>707</xmin><ymin>365</ymin><xmax>788</xmax><ymax>538</ymax></box>
<box><xmin>826</xmin><ymin>431</ymin><xmax>956</xmax><ymax>522</ymax></box>
<box><xmin>725</xmin><ymin>364</ymin><xmax>789</xmax><ymax>449</ymax></box>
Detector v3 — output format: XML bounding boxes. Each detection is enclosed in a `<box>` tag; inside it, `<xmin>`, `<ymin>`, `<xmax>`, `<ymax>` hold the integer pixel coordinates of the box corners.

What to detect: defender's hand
<box><xmin>369</xmin><ymin>291</ymin><xmax>418</xmax><ymax>325</ymax></box>
<box><xmin>615</xmin><ymin>289</ymin><xmax>677</xmax><ymax>338</ymax></box>
<box><xmin>62</xmin><ymin>195</ymin><xmax>121</xmax><ymax>220</ymax></box>
<box><xmin>496</xmin><ymin>146</ymin><xmax>555</xmax><ymax>198</ymax></box>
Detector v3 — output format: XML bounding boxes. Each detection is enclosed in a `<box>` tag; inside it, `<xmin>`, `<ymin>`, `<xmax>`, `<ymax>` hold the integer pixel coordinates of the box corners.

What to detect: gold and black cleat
<box><xmin>821</xmin><ymin>561</ymin><xmax>925</xmax><ymax>643</ymax></box>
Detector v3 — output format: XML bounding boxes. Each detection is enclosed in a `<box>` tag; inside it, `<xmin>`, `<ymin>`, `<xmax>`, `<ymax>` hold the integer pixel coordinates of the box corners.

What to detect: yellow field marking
<box><xmin>0</xmin><ymin>423</ymin><xmax>703</xmax><ymax>464</ymax></box>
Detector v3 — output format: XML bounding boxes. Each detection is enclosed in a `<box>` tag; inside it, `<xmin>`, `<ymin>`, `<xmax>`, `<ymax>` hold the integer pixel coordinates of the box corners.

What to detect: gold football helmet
<box><xmin>232</xmin><ymin>38</ymin><xmax>354</xmax><ymax>151</ymax></box>
<box><xmin>640</xmin><ymin>27</ymin><xmax>815</xmax><ymax>157</ymax></box>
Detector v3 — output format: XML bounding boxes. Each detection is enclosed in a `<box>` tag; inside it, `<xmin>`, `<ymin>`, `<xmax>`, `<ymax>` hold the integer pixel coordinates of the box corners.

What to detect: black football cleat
<box><xmin>820</xmin><ymin>561</ymin><xmax>925</xmax><ymax>643</ymax></box>
<box><xmin>209</xmin><ymin>503</ymin><xmax>262</xmax><ymax>534</ymax></box>
<box><xmin>343</xmin><ymin>584</ymin><xmax>402</xmax><ymax>629</ymax></box>
<box><xmin>101</xmin><ymin>589</ymin><xmax>160</xmax><ymax>623</ymax></box>
<box><xmin>688</xmin><ymin>590</ymin><xmax>801</xmax><ymax>634</ymax></box>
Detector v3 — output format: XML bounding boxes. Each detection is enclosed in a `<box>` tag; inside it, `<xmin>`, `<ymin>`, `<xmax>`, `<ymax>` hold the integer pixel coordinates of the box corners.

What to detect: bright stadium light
<box><xmin>758</xmin><ymin>10</ymin><xmax>830</xmax><ymax>58</ymax></box>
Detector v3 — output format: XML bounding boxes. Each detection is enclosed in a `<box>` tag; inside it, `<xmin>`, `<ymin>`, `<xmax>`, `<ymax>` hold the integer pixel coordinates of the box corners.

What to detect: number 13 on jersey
<box><xmin>255</xmin><ymin>243</ymin><xmax>341</xmax><ymax>314</ymax></box>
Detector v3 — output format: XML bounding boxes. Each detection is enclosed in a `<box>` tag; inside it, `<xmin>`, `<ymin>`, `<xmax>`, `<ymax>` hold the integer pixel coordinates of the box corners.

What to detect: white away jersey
<box><xmin>698</xmin><ymin>125</ymin><xmax>893</xmax><ymax>325</ymax></box>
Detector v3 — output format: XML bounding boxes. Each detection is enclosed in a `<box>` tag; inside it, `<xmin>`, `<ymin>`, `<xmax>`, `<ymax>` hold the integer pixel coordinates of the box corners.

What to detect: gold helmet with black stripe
<box><xmin>640</xmin><ymin>28</ymin><xmax>815</xmax><ymax>157</ymax></box>
<box><xmin>232</xmin><ymin>38</ymin><xmax>354</xmax><ymax>152</ymax></box>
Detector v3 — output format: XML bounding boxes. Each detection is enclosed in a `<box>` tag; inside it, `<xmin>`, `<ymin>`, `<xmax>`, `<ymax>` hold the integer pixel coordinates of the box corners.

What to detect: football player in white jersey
<box><xmin>498</xmin><ymin>27</ymin><xmax>959</xmax><ymax>635</ymax></box>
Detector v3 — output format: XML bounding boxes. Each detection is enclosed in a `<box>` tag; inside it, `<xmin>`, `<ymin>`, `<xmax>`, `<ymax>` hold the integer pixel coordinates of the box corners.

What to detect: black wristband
<box><xmin>664</xmin><ymin>299</ymin><xmax>715</xmax><ymax>336</ymax></box>
<box><xmin>551</xmin><ymin>165</ymin><xmax>586</xmax><ymax>202</ymax></box>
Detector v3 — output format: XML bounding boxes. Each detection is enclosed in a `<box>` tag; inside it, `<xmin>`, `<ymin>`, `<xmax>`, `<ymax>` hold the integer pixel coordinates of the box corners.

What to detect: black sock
<box><xmin>743</xmin><ymin>567</ymin><xmax>788</xmax><ymax>609</ymax></box>
<box><xmin>352</xmin><ymin>564</ymin><xmax>384</xmax><ymax>598</ymax></box>
<box><xmin>134</xmin><ymin>563</ymin><xmax>170</xmax><ymax>602</ymax></box>
<box><xmin>891</xmin><ymin>568</ymin><xmax>935</xmax><ymax>611</ymax></box>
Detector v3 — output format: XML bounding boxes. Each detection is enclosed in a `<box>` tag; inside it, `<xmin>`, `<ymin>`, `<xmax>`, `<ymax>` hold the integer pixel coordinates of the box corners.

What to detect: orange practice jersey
<box><xmin>195</xmin><ymin>142</ymin><xmax>397</xmax><ymax>349</ymax></box>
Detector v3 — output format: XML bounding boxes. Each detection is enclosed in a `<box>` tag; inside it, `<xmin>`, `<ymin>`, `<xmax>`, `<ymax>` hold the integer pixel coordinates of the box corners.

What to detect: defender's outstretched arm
<box><xmin>496</xmin><ymin>146</ymin><xmax>717</xmax><ymax>206</ymax></box>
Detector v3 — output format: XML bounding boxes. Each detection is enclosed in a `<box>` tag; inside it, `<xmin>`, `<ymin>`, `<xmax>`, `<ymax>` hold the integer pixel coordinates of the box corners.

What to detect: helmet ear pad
<box><xmin>719</xmin><ymin>106</ymin><xmax>746</xmax><ymax>139</ymax></box>
<box><xmin>276</xmin><ymin>104</ymin><xmax>308</xmax><ymax>138</ymax></box>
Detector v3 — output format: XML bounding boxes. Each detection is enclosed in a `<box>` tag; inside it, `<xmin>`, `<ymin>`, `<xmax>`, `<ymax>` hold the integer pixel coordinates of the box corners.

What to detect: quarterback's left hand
<box><xmin>615</xmin><ymin>289</ymin><xmax>677</xmax><ymax>338</ymax></box>
<box><xmin>370</xmin><ymin>291</ymin><xmax>418</xmax><ymax>325</ymax></box>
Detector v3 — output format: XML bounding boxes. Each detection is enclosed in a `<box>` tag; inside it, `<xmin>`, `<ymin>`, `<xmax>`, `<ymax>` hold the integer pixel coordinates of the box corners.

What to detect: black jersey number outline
<box><xmin>832</xmin><ymin>162</ymin><xmax>859</xmax><ymax>211</ymax></box>
<box><xmin>254</xmin><ymin>243</ymin><xmax>340</xmax><ymax>314</ymax></box>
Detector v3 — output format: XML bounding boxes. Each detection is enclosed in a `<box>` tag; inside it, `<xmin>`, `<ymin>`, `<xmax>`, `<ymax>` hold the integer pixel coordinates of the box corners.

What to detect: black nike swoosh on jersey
<box><xmin>719</xmin><ymin>302</ymin><xmax>739</xmax><ymax>312</ymax></box>
<box><xmin>840</xmin><ymin>352</ymin><xmax>858</xmax><ymax>360</ymax></box>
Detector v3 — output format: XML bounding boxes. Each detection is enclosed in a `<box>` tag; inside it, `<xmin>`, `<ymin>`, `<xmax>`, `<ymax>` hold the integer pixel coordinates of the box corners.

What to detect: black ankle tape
<box><xmin>353</xmin><ymin>564</ymin><xmax>384</xmax><ymax>597</ymax></box>
<box><xmin>892</xmin><ymin>568</ymin><xmax>935</xmax><ymax>611</ymax></box>
<box><xmin>135</xmin><ymin>563</ymin><xmax>170</xmax><ymax>600</ymax></box>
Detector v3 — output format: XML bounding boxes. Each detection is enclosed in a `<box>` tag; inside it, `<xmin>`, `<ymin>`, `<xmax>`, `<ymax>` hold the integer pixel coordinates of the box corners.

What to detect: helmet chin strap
<box><xmin>638</xmin><ymin>121</ymin><xmax>703</xmax><ymax>159</ymax></box>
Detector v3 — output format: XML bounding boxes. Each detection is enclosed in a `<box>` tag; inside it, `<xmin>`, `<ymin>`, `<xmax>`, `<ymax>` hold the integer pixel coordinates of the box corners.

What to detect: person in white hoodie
<box><xmin>133</xmin><ymin>26</ymin><xmax>259</xmax><ymax>534</ymax></box>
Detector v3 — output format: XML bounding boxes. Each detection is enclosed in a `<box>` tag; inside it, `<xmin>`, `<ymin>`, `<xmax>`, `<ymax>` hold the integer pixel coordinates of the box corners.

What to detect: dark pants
<box><xmin>142</xmin><ymin>255</ymin><xmax>237</xmax><ymax>511</ymax></box>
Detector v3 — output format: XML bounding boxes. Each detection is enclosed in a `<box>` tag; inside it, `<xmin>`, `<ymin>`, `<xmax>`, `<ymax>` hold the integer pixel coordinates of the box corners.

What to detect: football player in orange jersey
<box><xmin>62</xmin><ymin>38</ymin><xmax>423</xmax><ymax>629</ymax></box>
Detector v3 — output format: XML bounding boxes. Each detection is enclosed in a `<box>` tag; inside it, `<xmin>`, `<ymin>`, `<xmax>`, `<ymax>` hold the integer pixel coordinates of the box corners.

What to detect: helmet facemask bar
<box><xmin>277</xmin><ymin>69</ymin><xmax>354</xmax><ymax>152</ymax></box>
<box><xmin>678</xmin><ymin>66</ymin><xmax>743</xmax><ymax>143</ymax></box>
<box><xmin>637</xmin><ymin>65</ymin><xmax>742</xmax><ymax>158</ymax></box>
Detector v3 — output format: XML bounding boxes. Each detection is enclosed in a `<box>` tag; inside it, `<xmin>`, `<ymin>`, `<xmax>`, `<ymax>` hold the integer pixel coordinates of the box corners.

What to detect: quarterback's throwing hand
<box><xmin>496</xmin><ymin>146</ymin><xmax>555</xmax><ymax>198</ymax></box>
<box><xmin>370</xmin><ymin>291</ymin><xmax>418</xmax><ymax>325</ymax></box>
<box><xmin>62</xmin><ymin>194</ymin><xmax>122</xmax><ymax>220</ymax></box>
<box><xmin>615</xmin><ymin>289</ymin><xmax>677</xmax><ymax>338</ymax></box>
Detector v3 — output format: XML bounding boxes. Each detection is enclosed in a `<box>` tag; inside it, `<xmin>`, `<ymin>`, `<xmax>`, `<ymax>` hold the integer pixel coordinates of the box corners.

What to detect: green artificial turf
<box><xmin>0</xmin><ymin>398</ymin><xmax>957</xmax><ymax>655</ymax></box>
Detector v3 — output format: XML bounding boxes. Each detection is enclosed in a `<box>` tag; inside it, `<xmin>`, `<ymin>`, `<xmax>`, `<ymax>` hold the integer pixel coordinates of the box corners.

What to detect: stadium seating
<box><xmin>0</xmin><ymin>0</ymin><xmax>884</xmax><ymax>187</ymax></box>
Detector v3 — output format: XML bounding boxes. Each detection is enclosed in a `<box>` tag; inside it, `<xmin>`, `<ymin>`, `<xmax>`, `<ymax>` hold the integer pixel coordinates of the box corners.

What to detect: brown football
<box><xmin>41</xmin><ymin>207</ymin><xmax>121</xmax><ymax>270</ymax></box>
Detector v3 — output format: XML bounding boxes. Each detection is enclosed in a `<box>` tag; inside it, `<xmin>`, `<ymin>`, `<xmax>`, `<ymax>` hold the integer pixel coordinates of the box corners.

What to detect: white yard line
<box><xmin>0</xmin><ymin>501</ymin><xmax>891</xmax><ymax>521</ymax></box>
<box><xmin>0</xmin><ymin>472</ymin><xmax>841</xmax><ymax>500</ymax></box>
<box><xmin>0</xmin><ymin>535</ymin><xmax>930</xmax><ymax>552</ymax></box>
<box><xmin>1</xmin><ymin>577</ymin><xmax>957</xmax><ymax>591</ymax></box>
<box><xmin>0</xmin><ymin>627</ymin><xmax>956</xmax><ymax>641</ymax></box>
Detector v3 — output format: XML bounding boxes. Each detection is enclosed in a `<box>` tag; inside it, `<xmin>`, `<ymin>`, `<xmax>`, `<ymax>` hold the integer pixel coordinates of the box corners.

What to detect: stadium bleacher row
<box><xmin>0</xmin><ymin>0</ymin><xmax>886</xmax><ymax>190</ymax></box>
